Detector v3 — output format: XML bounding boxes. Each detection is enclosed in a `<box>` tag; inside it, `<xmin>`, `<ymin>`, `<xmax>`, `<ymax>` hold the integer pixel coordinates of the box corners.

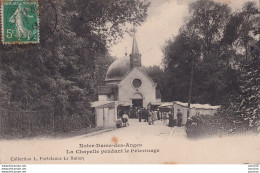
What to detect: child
<box><xmin>122</xmin><ymin>112</ymin><xmax>129</xmax><ymax>127</ymax></box>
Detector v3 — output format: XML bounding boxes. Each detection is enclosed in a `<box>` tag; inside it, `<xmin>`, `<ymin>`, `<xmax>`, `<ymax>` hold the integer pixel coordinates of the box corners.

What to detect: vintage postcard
<box><xmin>0</xmin><ymin>0</ymin><xmax>259</xmax><ymax>164</ymax></box>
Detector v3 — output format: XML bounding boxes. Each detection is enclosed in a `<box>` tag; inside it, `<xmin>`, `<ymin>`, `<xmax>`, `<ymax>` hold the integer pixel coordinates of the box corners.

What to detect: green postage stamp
<box><xmin>1</xmin><ymin>0</ymin><xmax>39</xmax><ymax>44</ymax></box>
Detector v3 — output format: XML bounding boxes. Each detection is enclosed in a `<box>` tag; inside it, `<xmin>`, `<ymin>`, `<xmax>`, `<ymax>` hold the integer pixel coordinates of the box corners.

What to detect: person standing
<box><xmin>122</xmin><ymin>111</ymin><xmax>129</xmax><ymax>127</ymax></box>
<box><xmin>118</xmin><ymin>107</ymin><xmax>124</xmax><ymax>118</ymax></box>
<box><xmin>168</xmin><ymin>110</ymin><xmax>174</xmax><ymax>127</ymax></box>
<box><xmin>141</xmin><ymin>108</ymin><xmax>144</xmax><ymax>122</ymax></box>
<box><xmin>137</xmin><ymin>108</ymin><xmax>141</xmax><ymax>122</ymax></box>
<box><xmin>157</xmin><ymin>108</ymin><xmax>160</xmax><ymax>120</ymax></box>
<box><xmin>148</xmin><ymin>111</ymin><xmax>152</xmax><ymax>125</ymax></box>
<box><xmin>129</xmin><ymin>107</ymin><xmax>133</xmax><ymax>118</ymax></box>
<box><xmin>148</xmin><ymin>110</ymin><xmax>154</xmax><ymax>125</ymax></box>
<box><xmin>177</xmin><ymin>109</ymin><xmax>183</xmax><ymax>127</ymax></box>
<box><xmin>144</xmin><ymin>109</ymin><xmax>148</xmax><ymax>122</ymax></box>
<box><xmin>133</xmin><ymin>107</ymin><xmax>136</xmax><ymax>118</ymax></box>
<box><xmin>151</xmin><ymin>111</ymin><xmax>155</xmax><ymax>125</ymax></box>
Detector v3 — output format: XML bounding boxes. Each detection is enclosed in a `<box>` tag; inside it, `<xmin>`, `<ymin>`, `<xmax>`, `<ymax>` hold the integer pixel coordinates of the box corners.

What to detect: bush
<box><xmin>186</xmin><ymin>113</ymin><xmax>256</xmax><ymax>138</ymax></box>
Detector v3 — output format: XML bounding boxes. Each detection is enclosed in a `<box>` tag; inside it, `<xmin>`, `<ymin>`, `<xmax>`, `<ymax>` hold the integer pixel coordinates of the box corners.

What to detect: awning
<box><xmin>150</xmin><ymin>102</ymin><xmax>162</xmax><ymax>106</ymax></box>
<box><xmin>90</xmin><ymin>101</ymin><xmax>115</xmax><ymax>108</ymax></box>
<box><xmin>117</xmin><ymin>101</ymin><xmax>132</xmax><ymax>107</ymax></box>
<box><xmin>173</xmin><ymin>101</ymin><xmax>220</xmax><ymax>110</ymax></box>
<box><xmin>158</xmin><ymin>102</ymin><xmax>173</xmax><ymax>108</ymax></box>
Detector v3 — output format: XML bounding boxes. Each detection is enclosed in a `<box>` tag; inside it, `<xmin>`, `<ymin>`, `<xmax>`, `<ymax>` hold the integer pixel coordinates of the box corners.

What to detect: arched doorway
<box><xmin>132</xmin><ymin>93</ymin><xmax>143</xmax><ymax>108</ymax></box>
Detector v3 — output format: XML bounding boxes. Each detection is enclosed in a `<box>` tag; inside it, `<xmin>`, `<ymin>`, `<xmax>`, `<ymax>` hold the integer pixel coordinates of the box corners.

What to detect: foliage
<box><xmin>186</xmin><ymin>113</ymin><xmax>254</xmax><ymax>138</ymax></box>
<box><xmin>221</xmin><ymin>2</ymin><xmax>260</xmax><ymax>129</ymax></box>
<box><xmin>162</xmin><ymin>0</ymin><xmax>239</xmax><ymax>105</ymax></box>
<box><xmin>145</xmin><ymin>65</ymin><xmax>169</xmax><ymax>102</ymax></box>
<box><xmin>224</xmin><ymin>2</ymin><xmax>259</xmax><ymax>58</ymax></box>
<box><xmin>222</xmin><ymin>40</ymin><xmax>260</xmax><ymax>129</ymax></box>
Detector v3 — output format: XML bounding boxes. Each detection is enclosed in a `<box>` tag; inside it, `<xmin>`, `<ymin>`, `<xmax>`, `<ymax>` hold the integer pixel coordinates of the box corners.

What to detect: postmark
<box><xmin>1</xmin><ymin>0</ymin><xmax>39</xmax><ymax>44</ymax></box>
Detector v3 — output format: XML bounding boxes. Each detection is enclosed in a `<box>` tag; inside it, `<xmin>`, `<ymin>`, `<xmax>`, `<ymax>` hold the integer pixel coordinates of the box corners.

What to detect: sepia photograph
<box><xmin>0</xmin><ymin>0</ymin><xmax>259</xmax><ymax>164</ymax></box>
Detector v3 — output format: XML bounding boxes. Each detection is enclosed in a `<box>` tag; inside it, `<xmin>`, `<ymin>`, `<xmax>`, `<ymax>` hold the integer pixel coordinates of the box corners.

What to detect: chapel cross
<box><xmin>130</xmin><ymin>24</ymin><xmax>137</xmax><ymax>36</ymax></box>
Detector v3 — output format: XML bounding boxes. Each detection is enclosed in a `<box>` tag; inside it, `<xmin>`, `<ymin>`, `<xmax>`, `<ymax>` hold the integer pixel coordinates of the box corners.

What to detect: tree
<box><xmin>223</xmin><ymin>1</ymin><xmax>259</xmax><ymax>60</ymax></box>
<box><xmin>145</xmin><ymin>65</ymin><xmax>169</xmax><ymax>101</ymax></box>
<box><xmin>238</xmin><ymin>42</ymin><xmax>260</xmax><ymax>127</ymax></box>
<box><xmin>222</xmin><ymin>2</ymin><xmax>260</xmax><ymax>129</ymax></box>
<box><xmin>162</xmin><ymin>30</ymin><xmax>201</xmax><ymax>102</ymax></box>
<box><xmin>162</xmin><ymin>0</ymin><xmax>240</xmax><ymax>105</ymax></box>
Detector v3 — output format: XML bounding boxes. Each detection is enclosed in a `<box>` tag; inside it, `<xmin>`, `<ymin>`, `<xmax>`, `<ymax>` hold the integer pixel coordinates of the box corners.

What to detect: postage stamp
<box><xmin>1</xmin><ymin>0</ymin><xmax>39</xmax><ymax>44</ymax></box>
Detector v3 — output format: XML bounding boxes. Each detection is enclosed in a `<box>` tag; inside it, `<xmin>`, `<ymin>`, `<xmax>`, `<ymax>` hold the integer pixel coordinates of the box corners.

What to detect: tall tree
<box><xmin>162</xmin><ymin>0</ymin><xmax>240</xmax><ymax>105</ymax></box>
<box><xmin>162</xmin><ymin>30</ymin><xmax>201</xmax><ymax>102</ymax></box>
<box><xmin>222</xmin><ymin>2</ymin><xmax>260</xmax><ymax>129</ymax></box>
<box><xmin>224</xmin><ymin>1</ymin><xmax>259</xmax><ymax>60</ymax></box>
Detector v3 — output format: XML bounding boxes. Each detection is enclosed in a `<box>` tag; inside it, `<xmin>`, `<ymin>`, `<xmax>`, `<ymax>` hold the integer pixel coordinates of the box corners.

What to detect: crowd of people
<box><xmin>136</xmin><ymin>108</ymin><xmax>159</xmax><ymax>125</ymax></box>
<box><xmin>117</xmin><ymin>106</ymin><xmax>183</xmax><ymax>127</ymax></box>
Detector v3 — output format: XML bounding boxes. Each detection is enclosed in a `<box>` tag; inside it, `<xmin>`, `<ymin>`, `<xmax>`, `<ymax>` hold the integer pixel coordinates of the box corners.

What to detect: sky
<box><xmin>109</xmin><ymin>0</ymin><xmax>259</xmax><ymax>67</ymax></box>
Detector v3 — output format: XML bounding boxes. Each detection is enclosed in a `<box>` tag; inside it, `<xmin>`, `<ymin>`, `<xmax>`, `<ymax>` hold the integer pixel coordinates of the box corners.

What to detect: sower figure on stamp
<box><xmin>9</xmin><ymin>3</ymin><xmax>33</xmax><ymax>40</ymax></box>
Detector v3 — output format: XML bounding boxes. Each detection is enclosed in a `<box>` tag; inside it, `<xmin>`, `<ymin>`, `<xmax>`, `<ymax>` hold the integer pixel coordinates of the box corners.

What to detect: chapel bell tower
<box><xmin>129</xmin><ymin>28</ymin><xmax>141</xmax><ymax>69</ymax></box>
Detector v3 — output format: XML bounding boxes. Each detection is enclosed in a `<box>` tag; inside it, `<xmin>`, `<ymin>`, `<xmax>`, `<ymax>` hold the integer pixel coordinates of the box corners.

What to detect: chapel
<box><xmin>97</xmin><ymin>31</ymin><xmax>161</xmax><ymax>108</ymax></box>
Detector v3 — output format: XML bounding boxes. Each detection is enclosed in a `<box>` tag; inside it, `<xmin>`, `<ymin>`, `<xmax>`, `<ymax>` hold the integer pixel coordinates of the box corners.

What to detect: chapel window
<box><xmin>132</xmin><ymin>78</ymin><xmax>142</xmax><ymax>88</ymax></box>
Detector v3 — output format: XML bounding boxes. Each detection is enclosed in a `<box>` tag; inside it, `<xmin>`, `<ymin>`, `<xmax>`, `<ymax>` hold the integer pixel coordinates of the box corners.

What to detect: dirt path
<box><xmin>169</xmin><ymin>126</ymin><xmax>187</xmax><ymax>138</ymax></box>
<box><xmin>1</xmin><ymin>119</ymin><xmax>260</xmax><ymax>164</ymax></box>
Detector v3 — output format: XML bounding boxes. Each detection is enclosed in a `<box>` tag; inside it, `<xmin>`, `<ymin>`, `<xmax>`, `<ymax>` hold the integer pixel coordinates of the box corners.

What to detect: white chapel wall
<box><xmin>118</xmin><ymin>68</ymin><xmax>157</xmax><ymax>108</ymax></box>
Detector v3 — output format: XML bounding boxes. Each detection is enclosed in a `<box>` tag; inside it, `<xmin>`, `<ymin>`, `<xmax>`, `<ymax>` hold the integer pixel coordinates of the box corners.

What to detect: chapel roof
<box><xmin>105</xmin><ymin>56</ymin><xmax>130</xmax><ymax>82</ymax></box>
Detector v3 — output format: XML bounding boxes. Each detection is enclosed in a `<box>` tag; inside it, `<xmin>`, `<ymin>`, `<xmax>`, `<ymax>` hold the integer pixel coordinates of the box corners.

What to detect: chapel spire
<box><xmin>132</xmin><ymin>28</ymin><xmax>139</xmax><ymax>54</ymax></box>
<box><xmin>130</xmin><ymin>25</ymin><xmax>141</xmax><ymax>69</ymax></box>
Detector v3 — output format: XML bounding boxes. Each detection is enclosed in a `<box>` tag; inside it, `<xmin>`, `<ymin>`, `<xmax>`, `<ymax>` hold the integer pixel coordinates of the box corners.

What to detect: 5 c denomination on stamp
<box><xmin>1</xmin><ymin>0</ymin><xmax>39</xmax><ymax>44</ymax></box>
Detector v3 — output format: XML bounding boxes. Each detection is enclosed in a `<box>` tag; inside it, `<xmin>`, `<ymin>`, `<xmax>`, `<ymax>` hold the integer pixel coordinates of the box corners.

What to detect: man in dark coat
<box><xmin>118</xmin><ymin>107</ymin><xmax>124</xmax><ymax>118</ymax></box>
<box><xmin>168</xmin><ymin>110</ymin><xmax>174</xmax><ymax>127</ymax></box>
<box><xmin>177</xmin><ymin>109</ymin><xmax>183</xmax><ymax>127</ymax></box>
<box><xmin>143</xmin><ymin>109</ymin><xmax>148</xmax><ymax>122</ymax></box>
<box><xmin>157</xmin><ymin>109</ymin><xmax>160</xmax><ymax>120</ymax></box>
<box><xmin>137</xmin><ymin>108</ymin><xmax>142</xmax><ymax>122</ymax></box>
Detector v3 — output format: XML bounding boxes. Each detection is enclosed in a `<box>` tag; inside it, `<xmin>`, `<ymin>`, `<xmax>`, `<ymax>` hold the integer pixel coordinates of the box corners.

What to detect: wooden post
<box><xmin>187</xmin><ymin>56</ymin><xmax>195</xmax><ymax>118</ymax></box>
<box><xmin>52</xmin><ymin>114</ymin><xmax>55</xmax><ymax>132</ymax></box>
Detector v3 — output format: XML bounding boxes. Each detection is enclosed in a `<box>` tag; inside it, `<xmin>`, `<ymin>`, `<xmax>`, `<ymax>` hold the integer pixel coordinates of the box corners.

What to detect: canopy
<box><xmin>149</xmin><ymin>102</ymin><xmax>162</xmax><ymax>106</ymax></box>
<box><xmin>158</xmin><ymin>102</ymin><xmax>173</xmax><ymax>108</ymax></box>
<box><xmin>117</xmin><ymin>101</ymin><xmax>132</xmax><ymax>107</ymax></box>
<box><xmin>90</xmin><ymin>101</ymin><xmax>115</xmax><ymax>108</ymax></box>
<box><xmin>173</xmin><ymin>101</ymin><xmax>220</xmax><ymax>110</ymax></box>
